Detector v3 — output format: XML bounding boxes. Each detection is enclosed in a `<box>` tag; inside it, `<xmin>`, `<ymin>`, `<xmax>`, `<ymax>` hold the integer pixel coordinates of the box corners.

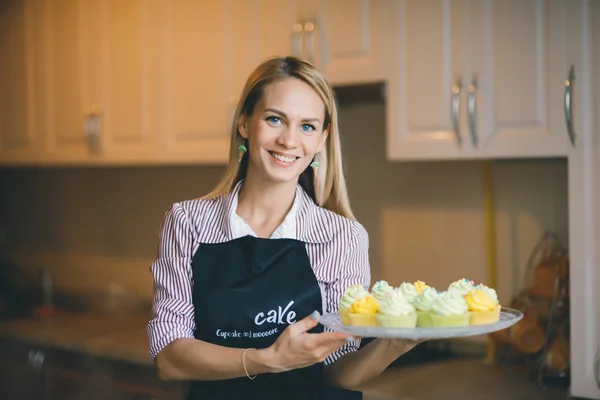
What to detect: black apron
<box><xmin>188</xmin><ymin>235</ymin><xmax>362</xmax><ymax>400</ymax></box>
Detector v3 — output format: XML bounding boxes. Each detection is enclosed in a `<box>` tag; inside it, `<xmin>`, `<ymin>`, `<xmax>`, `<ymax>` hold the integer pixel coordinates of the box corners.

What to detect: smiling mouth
<box><xmin>269</xmin><ymin>151</ymin><xmax>299</xmax><ymax>164</ymax></box>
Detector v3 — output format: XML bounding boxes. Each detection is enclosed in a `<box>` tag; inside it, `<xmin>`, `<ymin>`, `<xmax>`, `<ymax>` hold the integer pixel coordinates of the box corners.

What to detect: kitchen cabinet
<box><xmin>0</xmin><ymin>338</ymin><xmax>186</xmax><ymax>400</ymax></box>
<box><xmin>0</xmin><ymin>0</ymin><xmax>382</xmax><ymax>166</ymax></box>
<box><xmin>566</xmin><ymin>0</ymin><xmax>599</xmax><ymax>399</ymax></box>
<box><xmin>384</xmin><ymin>0</ymin><xmax>573</xmax><ymax>161</ymax></box>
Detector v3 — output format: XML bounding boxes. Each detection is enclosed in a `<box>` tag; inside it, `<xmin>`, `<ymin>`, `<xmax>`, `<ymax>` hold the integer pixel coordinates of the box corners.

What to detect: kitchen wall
<box><xmin>0</xmin><ymin>99</ymin><xmax>568</xmax><ymax>310</ymax></box>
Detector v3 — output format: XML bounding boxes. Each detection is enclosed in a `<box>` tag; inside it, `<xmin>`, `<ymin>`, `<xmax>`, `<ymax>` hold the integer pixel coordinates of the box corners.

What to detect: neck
<box><xmin>236</xmin><ymin>171</ymin><xmax>298</xmax><ymax>237</ymax></box>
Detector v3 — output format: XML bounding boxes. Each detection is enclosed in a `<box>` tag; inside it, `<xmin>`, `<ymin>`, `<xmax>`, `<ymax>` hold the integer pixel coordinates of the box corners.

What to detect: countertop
<box><xmin>0</xmin><ymin>313</ymin><xmax>153</xmax><ymax>366</ymax></box>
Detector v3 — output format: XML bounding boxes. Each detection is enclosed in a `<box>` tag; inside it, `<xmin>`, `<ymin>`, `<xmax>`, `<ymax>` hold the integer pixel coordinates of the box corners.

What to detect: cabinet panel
<box><xmin>98</xmin><ymin>0</ymin><xmax>156</xmax><ymax>161</ymax></box>
<box><xmin>386</xmin><ymin>0</ymin><xmax>471</xmax><ymax>160</ymax></box>
<box><xmin>156</xmin><ymin>0</ymin><xmax>230</xmax><ymax>164</ymax></box>
<box><xmin>41</xmin><ymin>0</ymin><xmax>91</xmax><ymax>158</ymax></box>
<box><xmin>472</xmin><ymin>0</ymin><xmax>569</xmax><ymax>158</ymax></box>
<box><xmin>0</xmin><ymin>0</ymin><xmax>38</xmax><ymax>161</ymax></box>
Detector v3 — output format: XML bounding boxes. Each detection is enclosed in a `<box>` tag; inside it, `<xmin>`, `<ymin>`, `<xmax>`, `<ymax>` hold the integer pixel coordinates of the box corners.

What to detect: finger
<box><xmin>288</xmin><ymin>310</ymin><xmax>321</xmax><ymax>335</ymax></box>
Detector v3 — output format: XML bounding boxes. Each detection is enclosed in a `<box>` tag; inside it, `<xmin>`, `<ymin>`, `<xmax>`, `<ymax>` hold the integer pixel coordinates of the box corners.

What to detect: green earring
<box><xmin>238</xmin><ymin>139</ymin><xmax>248</xmax><ymax>162</ymax></box>
<box><xmin>311</xmin><ymin>155</ymin><xmax>320</xmax><ymax>168</ymax></box>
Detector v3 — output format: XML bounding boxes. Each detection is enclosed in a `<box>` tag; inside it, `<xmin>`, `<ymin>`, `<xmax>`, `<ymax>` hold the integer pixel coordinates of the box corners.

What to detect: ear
<box><xmin>237</xmin><ymin>113</ymin><xmax>248</xmax><ymax>139</ymax></box>
<box><xmin>317</xmin><ymin>127</ymin><xmax>329</xmax><ymax>153</ymax></box>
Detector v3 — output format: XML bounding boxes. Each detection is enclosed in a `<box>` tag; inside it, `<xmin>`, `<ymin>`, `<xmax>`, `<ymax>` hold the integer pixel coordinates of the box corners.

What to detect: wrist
<box><xmin>245</xmin><ymin>347</ymin><xmax>282</xmax><ymax>374</ymax></box>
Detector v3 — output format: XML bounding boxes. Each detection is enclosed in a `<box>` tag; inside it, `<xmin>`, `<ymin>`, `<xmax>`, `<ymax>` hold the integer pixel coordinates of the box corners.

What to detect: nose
<box><xmin>275</xmin><ymin>126</ymin><xmax>298</xmax><ymax>149</ymax></box>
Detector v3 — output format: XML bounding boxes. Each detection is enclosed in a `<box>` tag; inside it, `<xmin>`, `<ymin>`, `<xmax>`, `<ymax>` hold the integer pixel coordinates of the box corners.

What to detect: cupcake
<box><xmin>348</xmin><ymin>294</ymin><xmax>380</xmax><ymax>327</ymax></box>
<box><xmin>399</xmin><ymin>282</ymin><xmax>420</xmax><ymax>303</ymax></box>
<box><xmin>448</xmin><ymin>278</ymin><xmax>475</xmax><ymax>296</ymax></box>
<box><xmin>412</xmin><ymin>287</ymin><xmax>439</xmax><ymax>327</ymax></box>
<box><xmin>466</xmin><ymin>288</ymin><xmax>501</xmax><ymax>325</ymax></box>
<box><xmin>376</xmin><ymin>289</ymin><xmax>417</xmax><ymax>328</ymax></box>
<box><xmin>371</xmin><ymin>280</ymin><xmax>394</xmax><ymax>302</ymax></box>
<box><xmin>339</xmin><ymin>284</ymin><xmax>368</xmax><ymax>325</ymax></box>
<box><xmin>475</xmin><ymin>283</ymin><xmax>499</xmax><ymax>305</ymax></box>
<box><xmin>430</xmin><ymin>290</ymin><xmax>470</xmax><ymax>327</ymax></box>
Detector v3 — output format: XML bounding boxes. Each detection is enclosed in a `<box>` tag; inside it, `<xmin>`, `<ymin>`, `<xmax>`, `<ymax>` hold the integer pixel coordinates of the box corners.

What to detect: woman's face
<box><xmin>238</xmin><ymin>77</ymin><xmax>328</xmax><ymax>185</ymax></box>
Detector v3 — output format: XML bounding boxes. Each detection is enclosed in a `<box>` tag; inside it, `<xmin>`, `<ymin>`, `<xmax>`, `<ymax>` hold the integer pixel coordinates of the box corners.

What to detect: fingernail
<box><xmin>310</xmin><ymin>310</ymin><xmax>320</xmax><ymax>320</ymax></box>
<box><xmin>345</xmin><ymin>337</ymin><xmax>354</xmax><ymax>342</ymax></box>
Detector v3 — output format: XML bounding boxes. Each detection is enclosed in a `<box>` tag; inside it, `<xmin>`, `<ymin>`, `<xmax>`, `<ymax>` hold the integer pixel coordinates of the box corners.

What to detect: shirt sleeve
<box><xmin>147</xmin><ymin>202</ymin><xmax>196</xmax><ymax>362</ymax></box>
<box><xmin>324</xmin><ymin>221</ymin><xmax>371</xmax><ymax>365</ymax></box>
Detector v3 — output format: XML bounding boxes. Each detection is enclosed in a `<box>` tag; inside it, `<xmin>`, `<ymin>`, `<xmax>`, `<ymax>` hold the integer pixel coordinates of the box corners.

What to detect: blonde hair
<box><xmin>204</xmin><ymin>56</ymin><xmax>355</xmax><ymax>220</ymax></box>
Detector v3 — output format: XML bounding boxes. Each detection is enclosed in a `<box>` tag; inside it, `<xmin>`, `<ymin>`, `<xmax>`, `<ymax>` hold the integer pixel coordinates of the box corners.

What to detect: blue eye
<box><xmin>266</xmin><ymin>116</ymin><xmax>282</xmax><ymax>124</ymax></box>
<box><xmin>301</xmin><ymin>124</ymin><xmax>316</xmax><ymax>132</ymax></box>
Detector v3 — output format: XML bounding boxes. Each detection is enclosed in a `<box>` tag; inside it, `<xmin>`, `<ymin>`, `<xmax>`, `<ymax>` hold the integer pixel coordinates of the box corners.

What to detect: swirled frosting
<box><xmin>412</xmin><ymin>286</ymin><xmax>439</xmax><ymax>311</ymax></box>
<box><xmin>448</xmin><ymin>278</ymin><xmax>475</xmax><ymax>296</ymax></box>
<box><xmin>399</xmin><ymin>282</ymin><xmax>419</xmax><ymax>303</ymax></box>
<box><xmin>380</xmin><ymin>289</ymin><xmax>415</xmax><ymax>317</ymax></box>
<box><xmin>339</xmin><ymin>284</ymin><xmax>368</xmax><ymax>310</ymax></box>
<box><xmin>371</xmin><ymin>280</ymin><xmax>394</xmax><ymax>301</ymax></box>
<box><xmin>349</xmin><ymin>295</ymin><xmax>380</xmax><ymax>314</ymax></box>
<box><xmin>432</xmin><ymin>290</ymin><xmax>469</xmax><ymax>316</ymax></box>
<box><xmin>465</xmin><ymin>289</ymin><xmax>497</xmax><ymax>311</ymax></box>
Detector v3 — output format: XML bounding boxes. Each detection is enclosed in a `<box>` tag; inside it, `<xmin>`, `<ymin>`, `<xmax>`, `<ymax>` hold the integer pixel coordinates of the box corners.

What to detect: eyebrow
<box><xmin>264</xmin><ymin>108</ymin><xmax>322</xmax><ymax>124</ymax></box>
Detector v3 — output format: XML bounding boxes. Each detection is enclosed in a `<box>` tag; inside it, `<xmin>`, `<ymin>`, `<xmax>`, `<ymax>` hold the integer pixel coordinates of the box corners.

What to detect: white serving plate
<box><xmin>319</xmin><ymin>307</ymin><xmax>523</xmax><ymax>340</ymax></box>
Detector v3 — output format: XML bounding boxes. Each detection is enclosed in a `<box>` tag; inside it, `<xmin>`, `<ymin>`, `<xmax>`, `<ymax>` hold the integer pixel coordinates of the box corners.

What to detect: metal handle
<box><xmin>83</xmin><ymin>104</ymin><xmax>102</xmax><ymax>155</ymax></box>
<box><xmin>304</xmin><ymin>21</ymin><xmax>315</xmax><ymax>64</ymax></box>
<box><xmin>292</xmin><ymin>23</ymin><xmax>303</xmax><ymax>58</ymax></box>
<box><xmin>468</xmin><ymin>75</ymin><xmax>478</xmax><ymax>148</ymax></box>
<box><xmin>451</xmin><ymin>79</ymin><xmax>462</xmax><ymax>147</ymax></box>
<box><xmin>564</xmin><ymin>65</ymin><xmax>576</xmax><ymax>147</ymax></box>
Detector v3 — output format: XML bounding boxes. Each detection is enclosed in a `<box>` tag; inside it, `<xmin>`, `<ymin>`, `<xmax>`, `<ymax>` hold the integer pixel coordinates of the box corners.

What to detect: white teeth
<box><xmin>271</xmin><ymin>152</ymin><xmax>296</xmax><ymax>163</ymax></box>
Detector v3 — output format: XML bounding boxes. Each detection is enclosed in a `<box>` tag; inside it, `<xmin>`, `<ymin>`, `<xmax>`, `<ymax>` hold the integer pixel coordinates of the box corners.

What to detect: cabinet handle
<box><xmin>292</xmin><ymin>23</ymin><xmax>303</xmax><ymax>58</ymax></box>
<box><xmin>28</xmin><ymin>349</ymin><xmax>45</xmax><ymax>371</ymax></box>
<box><xmin>564</xmin><ymin>65</ymin><xmax>576</xmax><ymax>147</ymax></box>
<box><xmin>451</xmin><ymin>79</ymin><xmax>463</xmax><ymax>147</ymax></box>
<box><xmin>304</xmin><ymin>21</ymin><xmax>315</xmax><ymax>64</ymax></box>
<box><xmin>467</xmin><ymin>75</ymin><xmax>478</xmax><ymax>148</ymax></box>
<box><xmin>83</xmin><ymin>104</ymin><xmax>102</xmax><ymax>155</ymax></box>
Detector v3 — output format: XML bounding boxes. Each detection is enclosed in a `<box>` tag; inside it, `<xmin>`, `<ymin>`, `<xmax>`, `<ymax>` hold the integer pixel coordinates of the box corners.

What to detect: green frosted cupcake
<box><xmin>412</xmin><ymin>287</ymin><xmax>439</xmax><ymax>327</ymax></box>
<box><xmin>430</xmin><ymin>290</ymin><xmax>470</xmax><ymax>327</ymax></box>
<box><xmin>376</xmin><ymin>288</ymin><xmax>417</xmax><ymax>328</ymax></box>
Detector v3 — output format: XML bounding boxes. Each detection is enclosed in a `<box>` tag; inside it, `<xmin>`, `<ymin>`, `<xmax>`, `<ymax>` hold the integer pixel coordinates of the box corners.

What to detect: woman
<box><xmin>147</xmin><ymin>56</ymin><xmax>421</xmax><ymax>399</ymax></box>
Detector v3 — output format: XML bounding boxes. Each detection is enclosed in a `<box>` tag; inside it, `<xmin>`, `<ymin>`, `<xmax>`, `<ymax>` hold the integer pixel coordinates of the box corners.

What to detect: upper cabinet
<box><xmin>384</xmin><ymin>0</ymin><xmax>574</xmax><ymax>161</ymax></box>
<box><xmin>0</xmin><ymin>0</ymin><xmax>39</xmax><ymax>163</ymax></box>
<box><xmin>0</xmin><ymin>0</ymin><xmax>381</xmax><ymax>166</ymax></box>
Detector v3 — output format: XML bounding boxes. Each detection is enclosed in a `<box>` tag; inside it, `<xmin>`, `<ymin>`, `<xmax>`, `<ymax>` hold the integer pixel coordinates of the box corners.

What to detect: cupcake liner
<box><xmin>348</xmin><ymin>313</ymin><xmax>379</xmax><ymax>327</ymax></box>
<box><xmin>416</xmin><ymin>310</ymin><xmax>433</xmax><ymax>327</ymax></box>
<box><xmin>430</xmin><ymin>312</ymin><xmax>471</xmax><ymax>327</ymax></box>
<box><xmin>339</xmin><ymin>308</ymin><xmax>351</xmax><ymax>325</ymax></box>
<box><xmin>377</xmin><ymin>313</ymin><xmax>417</xmax><ymax>328</ymax></box>
<box><xmin>470</xmin><ymin>305</ymin><xmax>501</xmax><ymax>325</ymax></box>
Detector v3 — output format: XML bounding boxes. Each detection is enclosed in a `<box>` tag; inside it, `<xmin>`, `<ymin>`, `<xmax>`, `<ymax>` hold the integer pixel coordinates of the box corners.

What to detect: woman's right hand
<box><xmin>261</xmin><ymin>311</ymin><xmax>355</xmax><ymax>373</ymax></box>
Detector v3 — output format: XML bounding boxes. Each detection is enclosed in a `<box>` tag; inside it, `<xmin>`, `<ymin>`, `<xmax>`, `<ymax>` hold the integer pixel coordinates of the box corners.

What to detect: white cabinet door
<box><xmin>295</xmin><ymin>0</ymin><xmax>383</xmax><ymax>85</ymax></box>
<box><xmin>567</xmin><ymin>0</ymin><xmax>600</xmax><ymax>398</ymax></box>
<box><xmin>154</xmin><ymin>0</ymin><xmax>231</xmax><ymax>164</ymax></box>
<box><xmin>0</xmin><ymin>0</ymin><xmax>39</xmax><ymax>163</ymax></box>
<box><xmin>385</xmin><ymin>0</ymin><xmax>471</xmax><ymax>161</ymax></box>
<box><xmin>471</xmin><ymin>0</ymin><xmax>570</xmax><ymax>159</ymax></box>
<box><xmin>39</xmin><ymin>0</ymin><xmax>94</xmax><ymax>162</ymax></box>
<box><xmin>95</xmin><ymin>0</ymin><xmax>157</xmax><ymax>163</ymax></box>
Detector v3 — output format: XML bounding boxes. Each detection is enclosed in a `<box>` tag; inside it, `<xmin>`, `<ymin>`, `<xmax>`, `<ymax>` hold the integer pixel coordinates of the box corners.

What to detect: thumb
<box><xmin>289</xmin><ymin>310</ymin><xmax>320</xmax><ymax>335</ymax></box>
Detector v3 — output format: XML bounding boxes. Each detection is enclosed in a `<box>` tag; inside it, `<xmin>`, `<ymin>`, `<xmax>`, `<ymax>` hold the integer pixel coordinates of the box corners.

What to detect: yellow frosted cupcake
<box><xmin>339</xmin><ymin>284</ymin><xmax>368</xmax><ymax>325</ymax></box>
<box><xmin>413</xmin><ymin>280</ymin><xmax>430</xmax><ymax>294</ymax></box>
<box><xmin>348</xmin><ymin>295</ymin><xmax>380</xmax><ymax>327</ymax></box>
<box><xmin>370</xmin><ymin>280</ymin><xmax>394</xmax><ymax>302</ymax></box>
<box><xmin>412</xmin><ymin>286</ymin><xmax>439</xmax><ymax>327</ymax></box>
<box><xmin>466</xmin><ymin>287</ymin><xmax>501</xmax><ymax>325</ymax></box>
<box><xmin>430</xmin><ymin>290</ymin><xmax>471</xmax><ymax>327</ymax></box>
<box><xmin>376</xmin><ymin>289</ymin><xmax>417</xmax><ymax>328</ymax></box>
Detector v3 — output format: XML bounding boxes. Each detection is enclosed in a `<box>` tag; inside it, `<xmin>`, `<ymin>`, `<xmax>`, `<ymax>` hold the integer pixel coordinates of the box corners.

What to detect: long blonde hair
<box><xmin>204</xmin><ymin>56</ymin><xmax>355</xmax><ymax>220</ymax></box>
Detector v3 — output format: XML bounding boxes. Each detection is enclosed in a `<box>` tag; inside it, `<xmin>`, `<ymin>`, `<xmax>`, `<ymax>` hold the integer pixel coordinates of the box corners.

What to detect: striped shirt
<box><xmin>147</xmin><ymin>180</ymin><xmax>371</xmax><ymax>365</ymax></box>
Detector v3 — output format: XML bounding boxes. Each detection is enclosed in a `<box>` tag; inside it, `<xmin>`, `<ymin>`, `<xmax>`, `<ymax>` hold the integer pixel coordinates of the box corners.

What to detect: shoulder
<box><xmin>312</xmin><ymin>206</ymin><xmax>369</xmax><ymax>247</ymax></box>
<box><xmin>164</xmin><ymin>194</ymin><xmax>230</xmax><ymax>242</ymax></box>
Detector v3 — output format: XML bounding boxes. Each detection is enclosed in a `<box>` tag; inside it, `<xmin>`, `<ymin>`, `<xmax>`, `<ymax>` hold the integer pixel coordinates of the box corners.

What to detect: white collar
<box><xmin>229</xmin><ymin>182</ymin><xmax>299</xmax><ymax>240</ymax></box>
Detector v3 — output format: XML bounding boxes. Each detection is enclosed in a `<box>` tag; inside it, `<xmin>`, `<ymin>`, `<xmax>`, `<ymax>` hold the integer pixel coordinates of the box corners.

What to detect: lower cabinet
<box><xmin>0</xmin><ymin>339</ymin><xmax>186</xmax><ymax>400</ymax></box>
